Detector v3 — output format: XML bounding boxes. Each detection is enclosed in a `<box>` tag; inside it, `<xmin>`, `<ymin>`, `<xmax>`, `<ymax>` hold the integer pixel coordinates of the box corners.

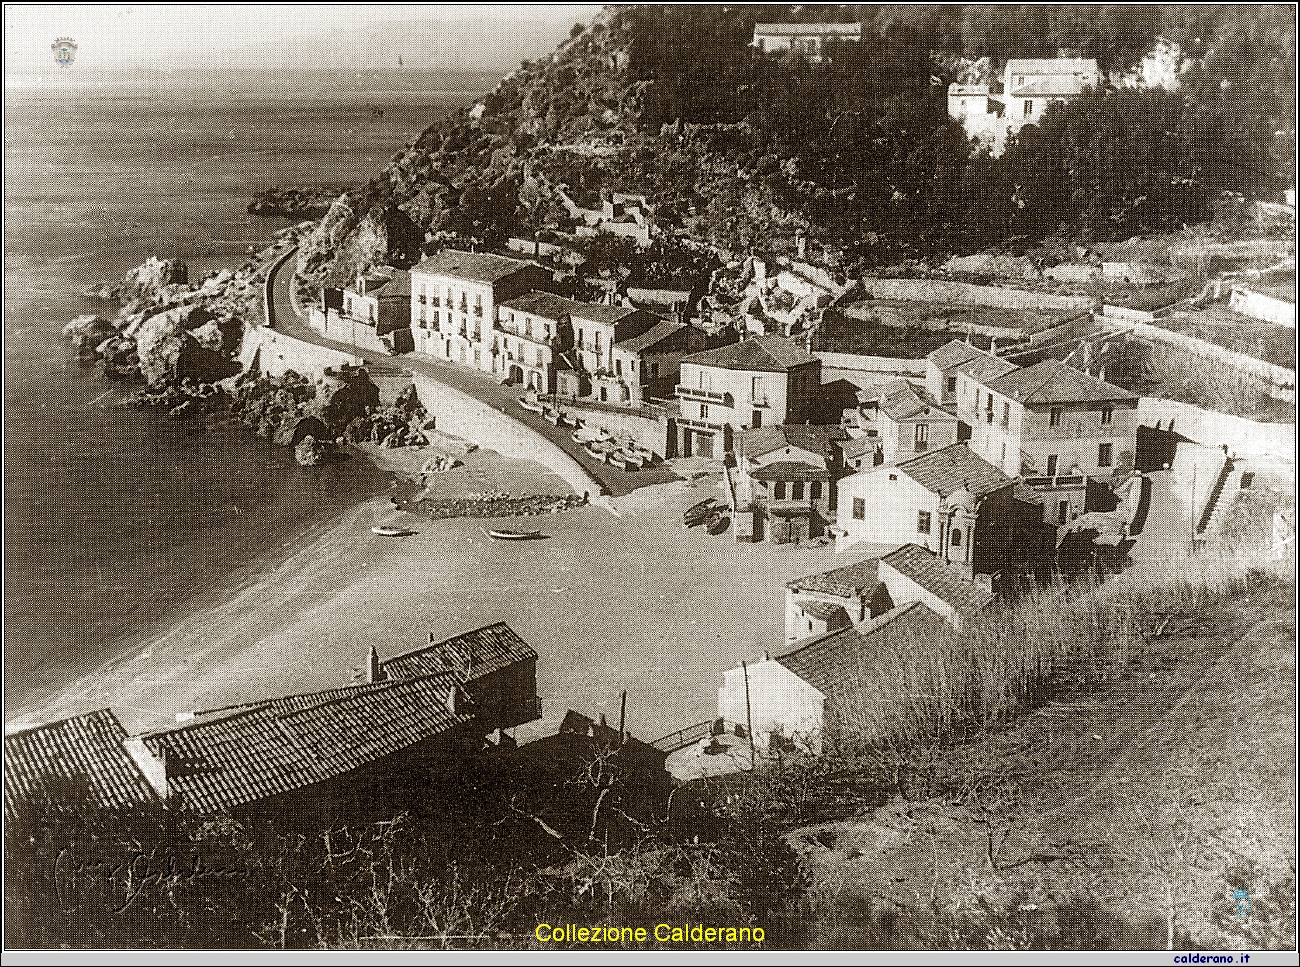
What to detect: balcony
<box><xmin>676</xmin><ymin>416</ymin><xmax>725</xmax><ymax>434</ymax></box>
<box><xmin>676</xmin><ymin>385</ymin><xmax>732</xmax><ymax>405</ymax></box>
<box><xmin>747</xmin><ymin>394</ymin><xmax>770</xmax><ymax>408</ymax></box>
<box><xmin>1022</xmin><ymin>474</ymin><xmax>1088</xmax><ymax>489</ymax></box>
<box><xmin>473</xmin><ymin>306</ymin><xmax>483</xmax><ymax>317</ymax></box>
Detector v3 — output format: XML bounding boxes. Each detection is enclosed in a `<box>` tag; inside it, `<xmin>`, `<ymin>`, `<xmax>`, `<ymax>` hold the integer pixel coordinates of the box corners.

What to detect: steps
<box><xmin>1202</xmin><ymin>467</ymin><xmax>1248</xmax><ymax>536</ymax></box>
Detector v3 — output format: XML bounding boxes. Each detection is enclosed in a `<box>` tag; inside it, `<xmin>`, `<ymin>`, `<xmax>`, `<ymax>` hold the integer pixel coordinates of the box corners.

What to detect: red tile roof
<box><xmin>751</xmin><ymin>461</ymin><xmax>832</xmax><ymax>482</ymax></box>
<box><xmin>774</xmin><ymin>602</ymin><xmax>944</xmax><ymax>698</ymax></box>
<box><xmin>738</xmin><ymin>424</ymin><xmax>847</xmax><ymax>461</ymax></box>
<box><xmin>415</xmin><ymin>249</ymin><xmax>540</xmax><ymax>284</ymax></box>
<box><xmin>863</xmin><ymin>379</ymin><xmax>951</xmax><ymax>422</ymax></box>
<box><xmin>957</xmin><ymin>354</ymin><xmax>1020</xmax><ymax>383</ymax></box>
<box><xmin>683</xmin><ymin>335</ymin><xmax>816</xmax><ymax>372</ymax></box>
<box><xmin>988</xmin><ymin>358</ymin><xmax>1138</xmax><ymax>406</ymax></box>
<box><xmin>880</xmin><ymin>544</ymin><xmax>996</xmax><ymax>615</ymax></box>
<box><xmin>381</xmin><ymin>622</ymin><xmax>538</xmax><ymax>683</ymax></box>
<box><xmin>794</xmin><ymin>599</ymin><xmax>852</xmax><ymax>624</ymax></box>
<box><xmin>896</xmin><ymin>443</ymin><xmax>1013</xmax><ymax>499</ymax></box>
<box><xmin>787</xmin><ymin>557</ymin><xmax>880</xmax><ymax>597</ymax></box>
<box><xmin>5</xmin><ymin>709</ymin><xmax>158</xmax><ymax>821</ymax></box>
<box><xmin>499</xmin><ymin>290</ymin><xmax>588</xmax><ymax>321</ymax></box>
<box><xmin>929</xmin><ymin>339</ymin><xmax>988</xmax><ymax>372</ymax></box>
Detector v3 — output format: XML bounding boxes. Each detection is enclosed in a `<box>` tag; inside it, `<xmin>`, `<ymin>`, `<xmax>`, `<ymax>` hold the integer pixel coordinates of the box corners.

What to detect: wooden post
<box><xmin>618</xmin><ymin>690</ymin><xmax>627</xmax><ymax>746</ymax></box>
<box><xmin>741</xmin><ymin>660</ymin><xmax>755</xmax><ymax>771</ymax></box>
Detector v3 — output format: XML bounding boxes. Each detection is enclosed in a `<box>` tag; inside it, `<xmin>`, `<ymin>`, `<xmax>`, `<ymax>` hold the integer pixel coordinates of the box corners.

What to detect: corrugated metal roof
<box><xmin>414</xmin><ymin>249</ymin><xmax>539</xmax><ymax>284</ymax></box>
<box><xmin>382</xmin><ymin>622</ymin><xmax>538</xmax><ymax>683</ymax></box>
<box><xmin>880</xmin><ymin>544</ymin><xmax>996</xmax><ymax>615</ymax></box>
<box><xmin>5</xmin><ymin>709</ymin><xmax>158</xmax><ymax>821</ymax></box>
<box><xmin>774</xmin><ymin>602</ymin><xmax>944</xmax><ymax>698</ymax></box>
<box><xmin>896</xmin><ymin>443</ymin><xmax>1012</xmax><ymax>499</ymax></box>
<box><xmin>788</xmin><ymin>557</ymin><xmax>880</xmax><ymax>597</ymax></box>
<box><xmin>988</xmin><ymin>358</ymin><xmax>1138</xmax><ymax>406</ymax></box>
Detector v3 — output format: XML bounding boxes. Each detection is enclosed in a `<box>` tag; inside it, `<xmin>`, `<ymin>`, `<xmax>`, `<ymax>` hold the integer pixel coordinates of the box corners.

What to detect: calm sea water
<box><xmin>3</xmin><ymin>74</ymin><xmax>475</xmax><ymax>712</ymax></box>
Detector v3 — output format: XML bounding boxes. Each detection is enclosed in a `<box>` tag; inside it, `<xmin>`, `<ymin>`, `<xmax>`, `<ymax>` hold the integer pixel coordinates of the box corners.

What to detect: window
<box><xmin>524</xmin><ymin>317</ymin><xmax>531</xmax><ymax>338</ymax></box>
<box><xmin>699</xmin><ymin>404</ymin><xmax>707</xmax><ymax>419</ymax></box>
<box><xmin>810</xmin><ymin>481</ymin><xmax>821</xmax><ymax>500</ymax></box>
<box><xmin>852</xmin><ymin>497</ymin><xmax>865</xmax><ymax>520</ymax></box>
<box><xmin>951</xmin><ymin>528</ymin><xmax>962</xmax><ymax>548</ymax></box>
<box><xmin>917</xmin><ymin>511</ymin><xmax>931</xmax><ymax>535</ymax></box>
<box><xmin>915</xmin><ymin>423</ymin><xmax>929</xmax><ymax>450</ymax></box>
<box><xmin>1050</xmin><ymin>406</ymin><xmax>1062</xmax><ymax>427</ymax></box>
<box><xmin>1046</xmin><ymin>455</ymin><xmax>1058</xmax><ymax>476</ymax></box>
<box><xmin>793</xmin><ymin>481</ymin><xmax>804</xmax><ymax>501</ymax></box>
<box><xmin>888</xmin><ymin>473</ymin><xmax>897</xmax><ymax>481</ymax></box>
<box><xmin>751</xmin><ymin>375</ymin><xmax>762</xmax><ymax>400</ymax></box>
<box><xmin>630</xmin><ymin>360</ymin><xmax>635</xmax><ymax>372</ymax></box>
<box><xmin>1098</xmin><ymin>442</ymin><xmax>1113</xmax><ymax>468</ymax></box>
<box><xmin>1023</xmin><ymin>98</ymin><xmax>1033</xmax><ymax>116</ymax></box>
<box><xmin>698</xmin><ymin>369</ymin><xmax>708</xmax><ymax>390</ymax></box>
<box><xmin>419</xmin><ymin>307</ymin><xmax>426</xmax><ymax>325</ymax></box>
<box><xmin>1001</xmin><ymin>402</ymin><xmax>1009</xmax><ymax>428</ymax></box>
<box><xmin>1058</xmin><ymin>500</ymin><xmax>1069</xmax><ymax>525</ymax></box>
<box><xmin>775</xmin><ymin>482</ymin><xmax>787</xmax><ymax>500</ymax></box>
<box><xmin>947</xmin><ymin>375</ymin><xmax>957</xmax><ymax>394</ymax></box>
<box><xmin>1101</xmin><ymin>406</ymin><xmax>1114</xmax><ymax>427</ymax></box>
<box><xmin>650</xmin><ymin>362</ymin><xmax>659</xmax><ymax>378</ymax></box>
<box><xmin>1000</xmin><ymin>442</ymin><xmax>1006</xmax><ymax>466</ymax></box>
<box><xmin>600</xmin><ymin>386</ymin><xmax>607</xmax><ymax>402</ymax></box>
<box><xmin>595</xmin><ymin>331</ymin><xmax>602</xmax><ymax>352</ymax></box>
<box><xmin>615</xmin><ymin>359</ymin><xmax>622</xmax><ymax>376</ymax></box>
<box><xmin>751</xmin><ymin>410</ymin><xmax>762</xmax><ymax>429</ymax></box>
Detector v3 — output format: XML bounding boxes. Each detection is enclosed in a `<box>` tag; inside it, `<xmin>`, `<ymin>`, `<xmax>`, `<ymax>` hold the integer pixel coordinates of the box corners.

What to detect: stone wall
<box><xmin>406</xmin><ymin>373</ymin><xmax>601</xmax><ymax>498</ymax></box>
<box><xmin>240</xmin><ymin>324</ymin><xmax>363</xmax><ymax>380</ymax></box>
<box><xmin>815</xmin><ymin>352</ymin><xmax>926</xmax><ymax>390</ymax></box>
<box><xmin>1110</xmin><ymin>317</ymin><xmax>1296</xmax><ymax>400</ymax></box>
<box><xmin>562</xmin><ymin>401</ymin><xmax>670</xmax><ymax>457</ymax></box>
<box><xmin>855</xmin><ymin>277</ymin><xmax>1092</xmax><ymax>313</ymax></box>
<box><xmin>1138</xmin><ymin>397</ymin><xmax>1295</xmax><ymax>464</ymax></box>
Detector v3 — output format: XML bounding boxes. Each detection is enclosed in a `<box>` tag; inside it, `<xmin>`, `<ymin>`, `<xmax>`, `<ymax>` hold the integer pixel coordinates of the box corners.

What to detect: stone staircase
<box><xmin>1199</xmin><ymin>464</ymin><xmax>1247</xmax><ymax>536</ymax></box>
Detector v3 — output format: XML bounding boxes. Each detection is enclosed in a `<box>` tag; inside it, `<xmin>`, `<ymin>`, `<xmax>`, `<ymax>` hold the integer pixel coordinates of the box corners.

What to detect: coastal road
<box><xmin>268</xmin><ymin>254</ymin><xmax>679</xmax><ymax>497</ymax></box>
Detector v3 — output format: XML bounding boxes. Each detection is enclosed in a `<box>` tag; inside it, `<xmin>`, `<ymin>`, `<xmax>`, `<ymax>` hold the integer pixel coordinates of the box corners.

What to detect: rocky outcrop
<box><xmin>296</xmin><ymin>195</ymin><xmax>421</xmax><ymax>289</ymax></box>
<box><xmin>93</xmin><ymin>257</ymin><xmax>188</xmax><ymax>305</ymax></box>
<box><xmin>135</xmin><ymin>304</ymin><xmax>238</xmax><ymax>386</ymax></box>
<box><xmin>307</xmin><ymin>365</ymin><xmax>381</xmax><ymax>435</ymax></box>
<box><xmin>63</xmin><ymin>315</ymin><xmax>118</xmax><ymax>356</ymax></box>
<box><xmin>294</xmin><ymin>435</ymin><xmax>325</xmax><ymax>466</ymax></box>
<box><xmin>249</xmin><ymin>187</ymin><xmax>347</xmax><ymax>218</ymax></box>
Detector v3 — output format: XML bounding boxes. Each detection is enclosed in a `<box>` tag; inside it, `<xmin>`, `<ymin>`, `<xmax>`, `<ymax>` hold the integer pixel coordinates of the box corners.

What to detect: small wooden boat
<box><xmin>518</xmin><ymin>397</ymin><xmax>544</xmax><ymax>414</ymax></box>
<box><xmin>706</xmin><ymin>513</ymin><xmax>731</xmax><ymax>535</ymax></box>
<box><xmin>484</xmin><ymin>527</ymin><xmax>544</xmax><ymax>541</ymax></box>
<box><xmin>584</xmin><ymin>441</ymin><xmax>609</xmax><ymax>461</ymax></box>
<box><xmin>683</xmin><ymin>498</ymin><xmax>717</xmax><ymax>528</ymax></box>
<box><xmin>542</xmin><ymin>408</ymin><xmax>567</xmax><ymax>427</ymax></box>
<box><xmin>620</xmin><ymin>449</ymin><xmax>645</xmax><ymax>470</ymax></box>
<box><xmin>608</xmin><ymin>451</ymin><xmax>629</xmax><ymax>470</ymax></box>
<box><xmin>371</xmin><ymin>525</ymin><xmax>413</xmax><ymax>537</ymax></box>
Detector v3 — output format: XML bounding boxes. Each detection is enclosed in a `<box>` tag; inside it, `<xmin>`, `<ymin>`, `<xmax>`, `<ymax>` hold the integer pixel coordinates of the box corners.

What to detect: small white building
<box><xmin>751</xmin><ymin>22</ymin><xmax>861</xmax><ymax>61</ymax></box>
<box><xmin>717</xmin><ymin>601</ymin><xmax>944</xmax><ymax>754</ymax></box>
<box><xmin>1229</xmin><ymin>282</ymin><xmax>1295</xmax><ymax>327</ymax></box>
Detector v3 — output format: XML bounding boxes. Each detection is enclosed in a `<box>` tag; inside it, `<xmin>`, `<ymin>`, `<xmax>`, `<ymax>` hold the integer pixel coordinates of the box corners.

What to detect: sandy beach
<box><xmin>10</xmin><ymin>438</ymin><xmax>874</xmax><ymax>744</ymax></box>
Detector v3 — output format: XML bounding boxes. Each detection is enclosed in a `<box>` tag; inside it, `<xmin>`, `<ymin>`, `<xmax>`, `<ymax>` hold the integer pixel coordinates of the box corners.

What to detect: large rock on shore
<box><xmin>135</xmin><ymin>304</ymin><xmax>237</xmax><ymax>386</ymax></box>
<box><xmin>94</xmin><ymin>257</ymin><xmax>189</xmax><ymax>306</ymax></box>
<box><xmin>63</xmin><ymin>315</ymin><xmax>118</xmax><ymax>355</ymax></box>
<box><xmin>308</xmin><ymin>366</ymin><xmax>381</xmax><ymax>435</ymax></box>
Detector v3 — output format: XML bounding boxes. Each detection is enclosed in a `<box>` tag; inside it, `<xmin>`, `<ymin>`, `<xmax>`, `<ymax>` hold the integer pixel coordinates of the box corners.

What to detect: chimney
<box><xmin>123</xmin><ymin>737</ymin><xmax>169</xmax><ymax>801</ymax></box>
<box><xmin>445</xmin><ymin>682</ymin><xmax>459</xmax><ymax>715</ymax></box>
<box><xmin>598</xmin><ymin>712</ymin><xmax>607</xmax><ymax>727</ymax></box>
<box><xmin>989</xmin><ymin>338</ymin><xmax>998</xmax><ymax>356</ymax></box>
<box><xmin>366</xmin><ymin>643</ymin><xmax>382</xmax><ymax>684</ymax></box>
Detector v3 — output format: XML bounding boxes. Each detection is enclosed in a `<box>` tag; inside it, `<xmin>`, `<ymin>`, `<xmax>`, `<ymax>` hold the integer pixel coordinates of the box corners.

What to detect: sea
<box><xmin>3</xmin><ymin>70</ymin><xmax>481</xmax><ymax>714</ymax></box>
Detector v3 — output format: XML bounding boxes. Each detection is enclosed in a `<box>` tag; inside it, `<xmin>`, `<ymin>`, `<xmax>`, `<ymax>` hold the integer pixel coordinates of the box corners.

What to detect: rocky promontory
<box><xmin>248</xmin><ymin>186</ymin><xmax>351</xmax><ymax>218</ymax></box>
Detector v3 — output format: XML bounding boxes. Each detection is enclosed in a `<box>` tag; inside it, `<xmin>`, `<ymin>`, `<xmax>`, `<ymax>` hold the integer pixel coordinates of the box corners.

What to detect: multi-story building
<box><xmin>926</xmin><ymin>339</ymin><xmax>1000</xmax><ymax>408</ymax></box>
<box><xmin>733</xmin><ymin>424</ymin><xmax>848</xmax><ymax>544</ymax></box>
<box><xmin>848</xmin><ymin>378</ymin><xmax>960</xmax><ymax>466</ymax></box>
<box><xmin>955</xmin><ymin>357</ymin><xmax>1139</xmax><ymax>525</ymax></box>
<box><xmin>676</xmin><ymin>336</ymin><xmax>823</xmax><ymax>458</ymax></box>
<box><xmin>948</xmin><ymin>57</ymin><xmax>1101</xmax><ymax>150</ymax></box>
<box><xmin>409</xmin><ymin>249</ymin><xmax>552</xmax><ymax>374</ymax></box>
<box><xmin>784</xmin><ymin>557</ymin><xmax>892</xmax><ymax>645</ymax></box>
<box><xmin>311</xmin><ymin>267</ymin><xmax>411</xmax><ymax>354</ymax></box>
<box><xmin>834</xmin><ymin>441</ymin><xmax>1047</xmax><ymax>579</ymax></box>
<box><xmin>567</xmin><ymin>301</ymin><xmax>661</xmax><ymax>402</ymax></box>
<box><xmin>496</xmin><ymin>290</ymin><xmax>578</xmax><ymax>395</ymax></box>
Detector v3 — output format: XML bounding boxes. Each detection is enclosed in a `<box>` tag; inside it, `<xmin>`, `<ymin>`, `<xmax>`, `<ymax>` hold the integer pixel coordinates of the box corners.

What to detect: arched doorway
<box><xmin>528</xmin><ymin>371</ymin><xmax>542</xmax><ymax>392</ymax></box>
<box><xmin>508</xmin><ymin>364</ymin><xmax>524</xmax><ymax>385</ymax></box>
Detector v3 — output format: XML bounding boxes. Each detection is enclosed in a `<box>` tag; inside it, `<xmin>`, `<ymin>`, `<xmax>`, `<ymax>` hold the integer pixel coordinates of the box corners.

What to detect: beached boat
<box><xmin>371</xmin><ymin>525</ymin><xmax>413</xmax><ymax>537</ymax></box>
<box><xmin>706</xmin><ymin>513</ymin><xmax>731</xmax><ymax>536</ymax></box>
<box><xmin>542</xmin><ymin>408</ymin><xmax>567</xmax><ymax>427</ymax></box>
<box><xmin>608</xmin><ymin>451</ymin><xmax>629</xmax><ymax>470</ymax></box>
<box><xmin>584</xmin><ymin>441</ymin><xmax>610</xmax><ymax>462</ymax></box>
<box><xmin>683</xmin><ymin>498</ymin><xmax>717</xmax><ymax>528</ymax></box>
<box><xmin>518</xmin><ymin>397</ymin><xmax>544</xmax><ymax>414</ymax></box>
<box><xmin>620</xmin><ymin>450</ymin><xmax>645</xmax><ymax>470</ymax></box>
<box><xmin>484</xmin><ymin>527</ymin><xmax>544</xmax><ymax>540</ymax></box>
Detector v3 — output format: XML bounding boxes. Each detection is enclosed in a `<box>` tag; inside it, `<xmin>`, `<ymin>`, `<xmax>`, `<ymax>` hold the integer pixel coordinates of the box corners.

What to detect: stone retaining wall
<box><xmin>240</xmin><ymin>324</ymin><xmax>363</xmax><ymax>379</ymax></box>
<box><xmin>1110</xmin><ymin>318</ymin><xmax>1295</xmax><ymax>400</ymax></box>
<box><xmin>563</xmin><ymin>401</ymin><xmax>669</xmax><ymax>457</ymax></box>
<box><xmin>1138</xmin><ymin>397</ymin><xmax>1295</xmax><ymax>463</ymax></box>
<box><xmin>855</xmin><ymin>277</ymin><xmax>1092</xmax><ymax>313</ymax></box>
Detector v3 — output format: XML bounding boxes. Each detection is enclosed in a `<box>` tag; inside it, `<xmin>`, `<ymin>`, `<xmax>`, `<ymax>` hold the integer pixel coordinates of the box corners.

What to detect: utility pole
<box><xmin>741</xmin><ymin>660</ymin><xmax>755</xmax><ymax>771</ymax></box>
<box><xmin>618</xmin><ymin>690</ymin><xmax>627</xmax><ymax>746</ymax></box>
<box><xmin>1190</xmin><ymin>463</ymin><xmax>1197</xmax><ymax>543</ymax></box>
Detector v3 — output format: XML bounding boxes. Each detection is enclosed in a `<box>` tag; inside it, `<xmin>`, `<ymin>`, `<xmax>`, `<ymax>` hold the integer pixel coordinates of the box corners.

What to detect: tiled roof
<box><xmin>880</xmin><ymin>544</ymin><xmax>996</xmax><ymax>615</ymax></box>
<box><xmin>988</xmin><ymin>358</ymin><xmax>1138</xmax><ymax>406</ymax></box>
<box><xmin>738</xmin><ymin>424</ymin><xmax>847</xmax><ymax>461</ymax></box>
<box><xmin>569</xmin><ymin>302</ymin><xmax>643</xmax><ymax>328</ymax></box>
<box><xmin>415</xmin><ymin>249</ymin><xmax>539</xmax><ymax>284</ymax></box>
<box><xmin>615</xmin><ymin>318</ymin><xmax>686</xmax><ymax>354</ymax></box>
<box><xmin>928</xmin><ymin>339</ymin><xmax>986</xmax><ymax>372</ymax></box>
<box><xmin>788</xmin><ymin>557</ymin><xmax>880</xmax><ymax>597</ymax></box>
<box><xmin>683</xmin><ymin>335</ymin><xmax>816</xmax><ymax>372</ymax></box>
<box><xmin>500</xmin><ymin>290</ymin><xmax>587</xmax><ymax>321</ymax></box>
<box><xmin>141</xmin><ymin>673</ymin><xmax>469</xmax><ymax>813</ymax></box>
<box><xmin>896</xmin><ymin>443</ymin><xmax>1012</xmax><ymax>499</ymax></box>
<box><xmin>864</xmin><ymin>379</ymin><xmax>950</xmax><ymax>422</ymax></box>
<box><xmin>382</xmin><ymin>622</ymin><xmax>538</xmax><ymax>683</ymax></box>
<box><xmin>839</xmin><ymin>435</ymin><xmax>879</xmax><ymax>461</ymax></box>
<box><xmin>1005</xmin><ymin>57</ymin><xmax>1099</xmax><ymax>77</ymax></box>
<box><xmin>794</xmin><ymin>599</ymin><xmax>851</xmax><ymax>624</ymax></box>
<box><xmin>5</xmin><ymin>709</ymin><xmax>158</xmax><ymax>821</ymax></box>
<box><xmin>957</xmin><ymin>353</ymin><xmax>1020</xmax><ymax>384</ymax></box>
<box><xmin>775</xmin><ymin>602</ymin><xmax>944</xmax><ymax>698</ymax></box>
<box><xmin>1012</xmin><ymin>481</ymin><xmax>1045</xmax><ymax>505</ymax></box>
<box><xmin>754</xmin><ymin>22</ymin><xmax>862</xmax><ymax>36</ymax></box>
<box><xmin>1013</xmin><ymin>77</ymin><xmax>1092</xmax><ymax>97</ymax></box>
<box><xmin>752</xmin><ymin>461</ymin><xmax>831</xmax><ymax>482</ymax></box>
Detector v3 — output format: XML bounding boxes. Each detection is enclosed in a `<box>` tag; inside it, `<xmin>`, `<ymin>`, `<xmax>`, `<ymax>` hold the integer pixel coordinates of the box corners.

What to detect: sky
<box><xmin>4</xmin><ymin>3</ymin><xmax>603</xmax><ymax>74</ymax></box>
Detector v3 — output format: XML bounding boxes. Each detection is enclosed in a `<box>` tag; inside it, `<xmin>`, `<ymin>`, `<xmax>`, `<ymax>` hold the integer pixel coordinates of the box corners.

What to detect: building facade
<box><xmin>496</xmin><ymin>291</ymin><xmax>578</xmax><ymax>394</ymax></box>
<box><xmin>733</xmin><ymin>424</ymin><xmax>847</xmax><ymax>544</ymax></box>
<box><xmin>955</xmin><ymin>357</ymin><xmax>1139</xmax><ymax>525</ymax></box>
<box><xmin>784</xmin><ymin>558</ymin><xmax>892</xmax><ymax>645</ymax></box>
<box><xmin>311</xmin><ymin>268</ymin><xmax>412</xmax><ymax>354</ymax></box>
<box><xmin>751</xmin><ymin>22</ymin><xmax>862</xmax><ymax>60</ymax></box>
<box><xmin>848</xmin><ymin>378</ymin><xmax>960</xmax><ymax>466</ymax></box>
<box><xmin>409</xmin><ymin>249</ymin><xmax>552</xmax><ymax>375</ymax></box>
<box><xmin>676</xmin><ymin>336</ymin><xmax>823</xmax><ymax>458</ymax></box>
